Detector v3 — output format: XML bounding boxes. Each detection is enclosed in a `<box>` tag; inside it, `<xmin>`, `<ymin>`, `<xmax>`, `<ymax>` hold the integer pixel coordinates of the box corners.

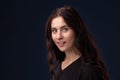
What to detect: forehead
<box><xmin>51</xmin><ymin>16</ymin><xmax>67</xmax><ymax>28</ymax></box>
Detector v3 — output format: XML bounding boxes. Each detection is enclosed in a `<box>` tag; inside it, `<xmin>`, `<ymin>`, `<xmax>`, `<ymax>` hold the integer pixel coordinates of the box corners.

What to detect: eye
<box><xmin>51</xmin><ymin>29</ymin><xmax>57</xmax><ymax>33</ymax></box>
<box><xmin>62</xmin><ymin>27</ymin><xmax>68</xmax><ymax>32</ymax></box>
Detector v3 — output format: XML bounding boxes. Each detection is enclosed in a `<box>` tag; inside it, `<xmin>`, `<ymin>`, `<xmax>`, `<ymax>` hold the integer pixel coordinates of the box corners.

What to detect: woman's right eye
<box><xmin>51</xmin><ymin>29</ymin><xmax>57</xmax><ymax>33</ymax></box>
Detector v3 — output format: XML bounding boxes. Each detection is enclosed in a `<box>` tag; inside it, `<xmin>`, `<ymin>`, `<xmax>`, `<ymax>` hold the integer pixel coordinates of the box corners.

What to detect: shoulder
<box><xmin>80</xmin><ymin>62</ymin><xmax>101</xmax><ymax>73</ymax></box>
<box><xmin>53</xmin><ymin>60</ymin><xmax>60</xmax><ymax>71</ymax></box>
<box><xmin>53</xmin><ymin>60</ymin><xmax>61</xmax><ymax>73</ymax></box>
<box><xmin>79</xmin><ymin>62</ymin><xmax>104</xmax><ymax>80</ymax></box>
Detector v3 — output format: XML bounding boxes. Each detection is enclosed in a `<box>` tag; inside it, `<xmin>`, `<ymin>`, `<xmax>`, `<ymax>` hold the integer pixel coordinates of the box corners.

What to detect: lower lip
<box><xmin>57</xmin><ymin>42</ymin><xmax>66</xmax><ymax>47</ymax></box>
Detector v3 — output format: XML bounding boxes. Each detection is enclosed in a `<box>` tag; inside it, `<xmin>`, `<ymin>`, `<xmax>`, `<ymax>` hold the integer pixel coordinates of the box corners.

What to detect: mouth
<box><xmin>56</xmin><ymin>41</ymin><xmax>66</xmax><ymax>47</ymax></box>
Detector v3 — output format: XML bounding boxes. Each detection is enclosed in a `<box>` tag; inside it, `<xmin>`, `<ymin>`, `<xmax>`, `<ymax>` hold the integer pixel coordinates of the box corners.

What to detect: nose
<box><xmin>56</xmin><ymin>31</ymin><xmax>63</xmax><ymax>40</ymax></box>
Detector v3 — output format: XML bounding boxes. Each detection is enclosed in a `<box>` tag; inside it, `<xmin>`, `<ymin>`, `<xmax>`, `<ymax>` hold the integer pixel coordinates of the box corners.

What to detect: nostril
<box><xmin>56</xmin><ymin>33</ymin><xmax>63</xmax><ymax>39</ymax></box>
<box><xmin>56</xmin><ymin>35</ymin><xmax>63</xmax><ymax>40</ymax></box>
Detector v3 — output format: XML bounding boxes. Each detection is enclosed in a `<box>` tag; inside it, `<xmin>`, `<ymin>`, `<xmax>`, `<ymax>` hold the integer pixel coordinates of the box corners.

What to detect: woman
<box><xmin>45</xmin><ymin>6</ymin><xmax>110</xmax><ymax>80</ymax></box>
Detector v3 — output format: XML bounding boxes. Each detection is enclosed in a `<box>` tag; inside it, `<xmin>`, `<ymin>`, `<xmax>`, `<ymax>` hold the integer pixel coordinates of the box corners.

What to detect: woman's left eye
<box><xmin>62</xmin><ymin>28</ymin><xmax>68</xmax><ymax>32</ymax></box>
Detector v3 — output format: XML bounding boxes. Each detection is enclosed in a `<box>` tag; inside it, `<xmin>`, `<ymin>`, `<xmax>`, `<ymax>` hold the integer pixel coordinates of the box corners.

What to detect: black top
<box><xmin>53</xmin><ymin>57</ymin><xmax>104</xmax><ymax>80</ymax></box>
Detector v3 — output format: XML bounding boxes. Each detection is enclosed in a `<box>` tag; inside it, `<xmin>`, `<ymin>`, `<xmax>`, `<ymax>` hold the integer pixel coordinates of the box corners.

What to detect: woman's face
<box><xmin>51</xmin><ymin>16</ymin><xmax>75</xmax><ymax>52</ymax></box>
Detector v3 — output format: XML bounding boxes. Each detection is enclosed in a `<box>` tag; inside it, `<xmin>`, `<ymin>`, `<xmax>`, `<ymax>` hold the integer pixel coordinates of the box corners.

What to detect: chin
<box><xmin>59</xmin><ymin>49</ymin><xmax>65</xmax><ymax>52</ymax></box>
<box><xmin>59</xmin><ymin>48</ymin><xmax>68</xmax><ymax>52</ymax></box>
<box><xmin>58</xmin><ymin>48</ymin><xmax>65</xmax><ymax>52</ymax></box>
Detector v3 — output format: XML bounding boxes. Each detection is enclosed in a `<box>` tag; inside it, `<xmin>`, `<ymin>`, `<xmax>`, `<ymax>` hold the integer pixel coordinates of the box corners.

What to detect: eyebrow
<box><xmin>51</xmin><ymin>25</ymin><xmax>68</xmax><ymax>29</ymax></box>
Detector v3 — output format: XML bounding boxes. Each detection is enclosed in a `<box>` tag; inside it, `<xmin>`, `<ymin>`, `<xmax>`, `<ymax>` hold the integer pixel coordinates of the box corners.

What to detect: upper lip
<box><xmin>57</xmin><ymin>41</ymin><xmax>65</xmax><ymax>44</ymax></box>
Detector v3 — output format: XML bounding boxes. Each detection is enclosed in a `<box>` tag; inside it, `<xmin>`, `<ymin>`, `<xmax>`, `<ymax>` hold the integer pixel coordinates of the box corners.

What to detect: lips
<box><xmin>56</xmin><ymin>41</ymin><xmax>66</xmax><ymax>47</ymax></box>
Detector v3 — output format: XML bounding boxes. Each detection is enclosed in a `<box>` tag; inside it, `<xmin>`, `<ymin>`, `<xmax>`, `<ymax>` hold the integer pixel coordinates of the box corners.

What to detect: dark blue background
<box><xmin>2</xmin><ymin>0</ymin><xmax>120</xmax><ymax>80</ymax></box>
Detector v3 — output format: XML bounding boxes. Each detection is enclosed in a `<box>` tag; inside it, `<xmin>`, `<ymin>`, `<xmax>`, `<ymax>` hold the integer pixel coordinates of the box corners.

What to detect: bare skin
<box><xmin>51</xmin><ymin>16</ymin><xmax>81</xmax><ymax>70</ymax></box>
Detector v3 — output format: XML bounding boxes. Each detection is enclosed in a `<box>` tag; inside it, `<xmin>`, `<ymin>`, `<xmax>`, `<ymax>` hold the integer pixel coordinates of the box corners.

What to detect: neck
<box><xmin>64</xmin><ymin>49</ymin><xmax>81</xmax><ymax>61</ymax></box>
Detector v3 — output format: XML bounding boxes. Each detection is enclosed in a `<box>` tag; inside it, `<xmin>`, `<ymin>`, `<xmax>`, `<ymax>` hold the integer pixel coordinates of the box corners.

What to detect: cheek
<box><xmin>69</xmin><ymin>31</ymin><xmax>75</xmax><ymax>39</ymax></box>
<box><xmin>51</xmin><ymin>34</ymin><xmax>55</xmax><ymax>42</ymax></box>
<box><xmin>69</xmin><ymin>33</ymin><xmax>75</xmax><ymax>44</ymax></box>
<box><xmin>69</xmin><ymin>36</ymin><xmax>75</xmax><ymax>45</ymax></box>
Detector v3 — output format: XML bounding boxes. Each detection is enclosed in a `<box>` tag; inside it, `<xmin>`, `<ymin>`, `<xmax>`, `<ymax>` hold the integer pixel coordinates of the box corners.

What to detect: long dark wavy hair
<box><xmin>46</xmin><ymin>6</ymin><xmax>109</xmax><ymax>80</ymax></box>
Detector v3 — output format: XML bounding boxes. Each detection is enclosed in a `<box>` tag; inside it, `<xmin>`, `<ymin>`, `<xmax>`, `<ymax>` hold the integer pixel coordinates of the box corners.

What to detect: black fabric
<box><xmin>53</xmin><ymin>57</ymin><xmax>104</xmax><ymax>80</ymax></box>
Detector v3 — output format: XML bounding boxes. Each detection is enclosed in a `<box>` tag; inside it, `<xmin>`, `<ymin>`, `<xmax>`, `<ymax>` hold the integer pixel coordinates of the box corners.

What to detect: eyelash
<box><xmin>51</xmin><ymin>29</ymin><xmax>57</xmax><ymax>33</ymax></box>
<box><xmin>51</xmin><ymin>27</ymin><xmax>69</xmax><ymax>33</ymax></box>
<box><xmin>62</xmin><ymin>28</ymin><xmax>68</xmax><ymax>32</ymax></box>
